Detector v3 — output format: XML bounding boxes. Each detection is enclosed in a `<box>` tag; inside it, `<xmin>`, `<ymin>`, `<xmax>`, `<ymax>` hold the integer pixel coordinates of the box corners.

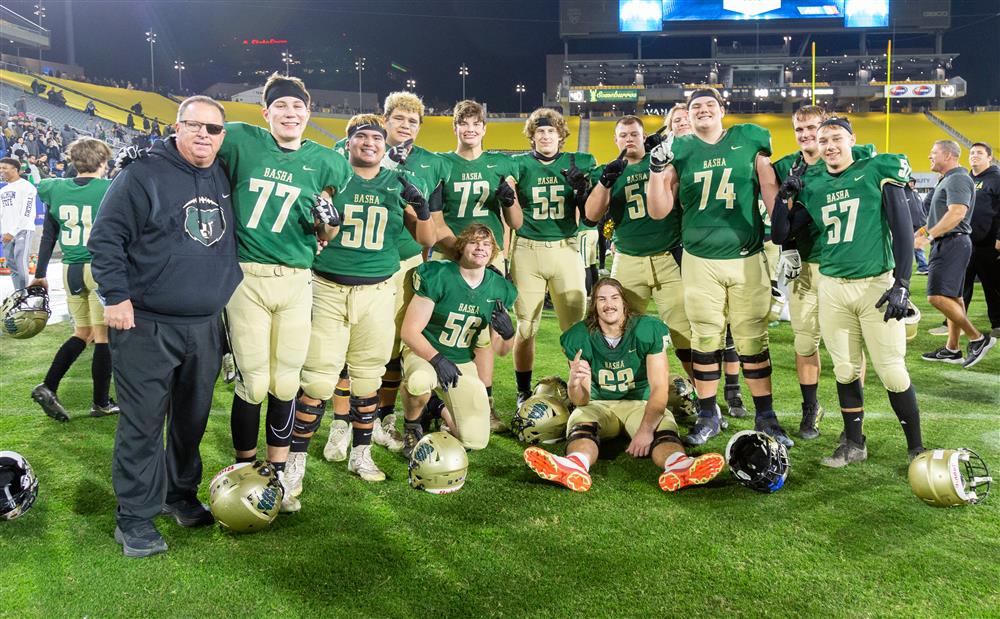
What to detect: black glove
<box><xmin>875</xmin><ymin>281</ymin><xmax>911</xmax><ymax>322</ymax></box>
<box><xmin>311</xmin><ymin>194</ymin><xmax>341</xmax><ymax>227</ymax></box>
<box><xmin>643</xmin><ymin>127</ymin><xmax>667</xmax><ymax>153</ymax></box>
<box><xmin>430</xmin><ymin>353</ymin><xmax>462</xmax><ymax>391</ymax></box>
<box><xmin>387</xmin><ymin>139</ymin><xmax>413</xmax><ymax>165</ymax></box>
<box><xmin>115</xmin><ymin>146</ymin><xmax>146</xmax><ymax>169</ymax></box>
<box><xmin>560</xmin><ymin>154</ymin><xmax>589</xmax><ymax>195</ymax></box>
<box><xmin>490</xmin><ymin>299</ymin><xmax>515</xmax><ymax>340</ymax></box>
<box><xmin>599</xmin><ymin>148</ymin><xmax>628</xmax><ymax>188</ymax></box>
<box><xmin>778</xmin><ymin>153</ymin><xmax>808</xmax><ymax>200</ymax></box>
<box><xmin>399</xmin><ymin>175</ymin><xmax>430</xmax><ymax>220</ymax></box>
<box><xmin>495</xmin><ymin>174</ymin><xmax>516</xmax><ymax>208</ymax></box>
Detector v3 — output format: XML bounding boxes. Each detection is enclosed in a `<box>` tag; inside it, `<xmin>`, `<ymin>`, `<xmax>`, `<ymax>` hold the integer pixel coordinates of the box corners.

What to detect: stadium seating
<box><xmin>1</xmin><ymin>69</ymin><xmax>130</xmax><ymax>126</ymax></box>
<box><xmin>39</xmin><ymin>75</ymin><xmax>179</xmax><ymax>127</ymax></box>
<box><xmin>932</xmin><ymin>111</ymin><xmax>1000</xmax><ymax>147</ymax></box>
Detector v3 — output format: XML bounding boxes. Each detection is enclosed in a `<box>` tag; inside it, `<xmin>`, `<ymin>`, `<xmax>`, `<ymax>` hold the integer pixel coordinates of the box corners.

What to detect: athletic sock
<box><xmin>697</xmin><ymin>396</ymin><xmax>717</xmax><ymax>417</ymax></box>
<box><xmin>235</xmin><ymin>455</ymin><xmax>255</xmax><ymax>464</ymax></box>
<box><xmin>91</xmin><ymin>343</ymin><xmax>112</xmax><ymax>406</ymax></box>
<box><xmin>842</xmin><ymin>411</ymin><xmax>864</xmax><ymax>444</ymax></box>
<box><xmin>44</xmin><ymin>336</ymin><xmax>86</xmax><ymax>391</ymax></box>
<box><xmin>799</xmin><ymin>383</ymin><xmax>818</xmax><ymax>408</ymax></box>
<box><xmin>377</xmin><ymin>405</ymin><xmax>394</xmax><ymax>420</ymax></box>
<box><xmin>567</xmin><ymin>451</ymin><xmax>591</xmax><ymax>471</ymax></box>
<box><xmin>352</xmin><ymin>423</ymin><xmax>374</xmax><ymax>446</ymax></box>
<box><xmin>752</xmin><ymin>395</ymin><xmax>774</xmax><ymax>416</ymax></box>
<box><xmin>515</xmin><ymin>370</ymin><xmax>533</xmax><ymax>394</ymax></box>
<box><xmin>887</xmin><ymin>386</ymin><xmax>923</xmax><ymax>451</ymax></box>
<box><xmin>485</xmin><ymin>385</ymin><xmax>493</xmax><ymax>398</ymax></box>
<box><xmin>663</xmin><ymin>451</ymin><xmax>692</xmax><ymax>471</ymax></box>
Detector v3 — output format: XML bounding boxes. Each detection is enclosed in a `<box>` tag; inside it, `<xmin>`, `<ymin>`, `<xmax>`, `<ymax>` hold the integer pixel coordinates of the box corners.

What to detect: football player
<box><xmin>289</xmin><ymin>114</ymin><xmax>434</xmax><ymax>501</ymax></box>
<box><xmin>399</xmin><ymin>223</ymin><xmax>517</xmax><ymax>456</ymax></box>
<box><xmin>772</xmin><ymin>117</ymin><xmax>925</xmax><ymax>467</ymax></box>
<box><xmin>510</xmin><ymin>107</ymin><xmax>597</xmax><ymax>407</ymax></box>
<box><xmin>648</xmin><ymin>88</ymin><xmax>790</xmax><ymax>447</ymax></box>
<box><xmin>771</xmin><ymin>106</ymin><xmax>878</xmax><ymax>440</ymax></box>
<box><xmin>325</xmin><ymin>91</ymin><xmax>449</xmax><ymax>458</ymax></box>
<box><xmin>435</xmin><ymin>100</ymin><xmax>523</xmax><ymax>431</ymax></box>
<box><xmin>218</xmin><ymin>73</ymin><xmax>353</xmax><ymax>510</ymax></box>
<box><xmin>523</xmin><ymin>277</ymin><xmax>725</xmax><ymax>492</ymax></box>
<box><xmin>29</xmin><ymin>138</ymin><xmax>117</xmax><ymax>420</ymax></box>
<box><xmin>584</xmin><ymin>116</ymin><xmax>694</xmax><ymax>380</ymax></box>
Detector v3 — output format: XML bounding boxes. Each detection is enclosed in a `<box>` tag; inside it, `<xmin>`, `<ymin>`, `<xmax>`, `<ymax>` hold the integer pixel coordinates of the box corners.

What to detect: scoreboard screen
<box><xmin>618</xmin><ymin>0</ymin><xmax>889</xmax><ymax>32</ymax></box>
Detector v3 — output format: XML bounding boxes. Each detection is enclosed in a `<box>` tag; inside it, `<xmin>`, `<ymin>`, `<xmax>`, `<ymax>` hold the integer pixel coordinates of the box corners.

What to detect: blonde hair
<box><xmin>664</xmin><ymin>104</ymin><xmax>687</xmax><ymax>130</ymax></box>
<box><xmin>523</xmin><ymin>107</ymin><xmax>569</xmax><ymax>143</ymax></box>
<box><xmin>793</xmin><ymin>105</ymin><xmax>827</xmax><ymax>122</ymax></box>
<box><xmin>383</xmin><ymin>91</ymin><xmax>425</xmax><ymax>122</ymax></box>
<box><xmin>454</xmin><ymin>223</ymin><xmax>500</xmax><ymax>264</ymax></box>
<box><xmin>66</xmin><ymin>138</ymin><xmax>112</xmax><ymax>174</ymax></box>
<box><xmin>453</xmin><ymin>100</ymin><xmax>486</xmax><ymax>126</ymax></box>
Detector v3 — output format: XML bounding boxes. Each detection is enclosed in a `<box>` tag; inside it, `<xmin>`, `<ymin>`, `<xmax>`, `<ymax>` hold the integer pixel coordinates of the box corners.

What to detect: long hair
<box><xmin>584</xmin><ymin>277</ymin><xmax>641</xmax><ymax>332</ymax></box>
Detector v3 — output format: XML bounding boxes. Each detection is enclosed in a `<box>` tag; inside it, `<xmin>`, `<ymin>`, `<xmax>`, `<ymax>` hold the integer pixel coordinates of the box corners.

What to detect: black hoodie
<box><xmin>970</xmin><ymin>164</ymin><xmax>1000</xmax><ymax>246</ymax></box>
<box><xmin>89</xmin><ymin>136</ymin><xmax>242</xmax><ymax>323</ymax></box>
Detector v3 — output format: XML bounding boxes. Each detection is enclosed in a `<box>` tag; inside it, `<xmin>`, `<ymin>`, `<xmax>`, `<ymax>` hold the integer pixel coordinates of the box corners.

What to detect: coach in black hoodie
<box><xmin>89</xmin><ymin>96</ymin><xmax>242</xmax><ymax>557</ymax></box>
<box><xmin>964</xmin><ymin>142</ymin><xmax>1000</xmax><ymax>336</ymax></box>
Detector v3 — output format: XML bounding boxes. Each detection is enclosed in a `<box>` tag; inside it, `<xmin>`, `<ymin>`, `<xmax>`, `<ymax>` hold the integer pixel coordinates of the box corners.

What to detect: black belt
<box><xmin>935</xmin><ymin>231</ymin><xmax>969</xmax><ymax>242</ymax></box>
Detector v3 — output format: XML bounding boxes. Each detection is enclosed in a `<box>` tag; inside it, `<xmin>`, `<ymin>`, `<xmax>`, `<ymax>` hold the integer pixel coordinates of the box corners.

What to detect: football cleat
<box><xmin>797</xmin><ymin>403</ymin><xmax>823</xmax><ymax>440</ymax></box>
<box><xmin>372</xmin><ymin>414</ymin><xmax>404</xmax><ymax>452</ymax></box>
<box><xmin>523</xmin><ymin>446</ymin><xmax>591</xmax><ymax>492</ymax></box>
<box><xmin>725</xmin><ymin>395</ymin><xmax>748</xmax><ymax>418</ymax></box>
<box><xmin>348</xmin><ymin>445</ymin><xmax>386</xmax><ymax>482</ymax></box>
<box><xmin>323</xmin><ymin>419</ymin><xmax>352</xmax><ymax>462</ymax></box>
<box><xmin>489</xmin><ymin>397</ymin><xmax>507</xmax><ymax>432</ymax></box>
<box><xmin>820</xmin><ymin>435</ymin><xmax>867</xmax><ymax>468</ymax></box>
<box><xmin>283</xmin><ymin>452</ymin><xmax>307</xmax><ymax>498</ymax></box>
<box><xmin>402</xmin><ymin>421</ymin><xmax>424</xmax><ymax>461</ymax></box>
<box><xmin>684</xmin><ymin>410</ymin><xmax>723</xmax><ymax>446</ymax></box>
<box><xmin>755</xmin><ymin>414</ymin><xmax>794</xmax><ymax>448</ymax></box>
<box><xmin>658</xmin><ymin>453</ymin><xmax>726</xmax><ymax>492</ymax></box>
<box><xmin>31</xmin><ymin>383</ymin><xmax>69</xmax><ymax>422</ymax></box>
<box><xmin>90</xmin><ymin>398</ymin><xmax>121</xmax><ymax>418</ymax></box>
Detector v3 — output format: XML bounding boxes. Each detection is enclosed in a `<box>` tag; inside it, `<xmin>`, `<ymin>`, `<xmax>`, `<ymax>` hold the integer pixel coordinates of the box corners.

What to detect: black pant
<box><xmin>109</xmin><ymin>315</ymin><xmax>222</xmax><ymax>526</ymax></box>
<box><xmin>962</xmin><ymin>243</ymin><xmax>1000</xmax><ymax>329</ymax></box>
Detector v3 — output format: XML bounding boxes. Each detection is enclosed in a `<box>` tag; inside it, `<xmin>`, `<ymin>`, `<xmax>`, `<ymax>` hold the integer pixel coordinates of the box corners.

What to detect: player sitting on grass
<box><xmin>523</xmin><ymin>277</ymin><xmax>725</xmax><ymax>492</ymax></box>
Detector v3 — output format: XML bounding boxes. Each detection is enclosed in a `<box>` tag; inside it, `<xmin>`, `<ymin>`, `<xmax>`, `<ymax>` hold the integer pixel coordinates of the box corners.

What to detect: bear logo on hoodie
<box><xmin>183</xmin><ymin>196</ymin><xmax>227</xmax><ymax>246</ymax></box>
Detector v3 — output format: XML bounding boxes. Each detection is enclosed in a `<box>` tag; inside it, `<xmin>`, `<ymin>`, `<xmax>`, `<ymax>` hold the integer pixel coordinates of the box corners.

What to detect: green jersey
<box><xmin>37</xmin><ymin>177</ymin><xmax>111</xmax><ymax>264</ymax></box>
<box><xmin>671</xmin><ymin>124</ymin><xmax>772</xmax><ymax>259</ymax></box>
<box><xmin>218</xmin><ymin>122</ymin><xmax>353</xmax><ymax>268</ymax></box>
<box><xmin>513</xmin><ymin>151</ymin><xmax>597</xmax><ymax>241</ymax></box>
<box><xmin>560</xmin><ymin>315</ymin><xmax>669</xmax><ymax>401</ymax></box>
<box><xmin>602</xmin><ymin>154</ymin><xmax>682</xmax><ymax>256</ymax></box>
<box><xmin>313</xmin><ymin>167</ymin><xmax>426</xmax><ymax>279</ymax></box>
<box><xmin>439</xmin><ymin>151</ymin><xmax>517</xmax><ymax>246</ymax></box>
<box><xmin>795</xmin><ymin>153</ymin><xmax>911</xmax><ymax>279</ymax></box>
<box><xmin>773</xmin><ymin>144</ymin><xmax>877</xmax><ymax>263</ymax></box>
<box><xmin>411</xmin><ymin>260</ymin><xmax>517</xmax><ymax>364</ymax></box>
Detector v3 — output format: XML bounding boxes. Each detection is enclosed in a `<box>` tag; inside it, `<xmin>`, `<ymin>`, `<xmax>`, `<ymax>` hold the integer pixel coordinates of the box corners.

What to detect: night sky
<box><xmin>4</xmin><ymin>0</ymin><xmax>998</xmax><ymax>110</ymax></box>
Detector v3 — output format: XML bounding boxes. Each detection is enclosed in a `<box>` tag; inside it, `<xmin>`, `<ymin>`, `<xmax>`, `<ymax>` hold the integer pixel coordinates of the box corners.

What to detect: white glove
<box><xmin>776</xmin><ymin>249</ymin><xmax>802</xmax><ymax>284</ymax></box>
<box><xmin>649</xmin><ymin>131</ymin><xmax>675</xmax><ymax>173</ymax></box>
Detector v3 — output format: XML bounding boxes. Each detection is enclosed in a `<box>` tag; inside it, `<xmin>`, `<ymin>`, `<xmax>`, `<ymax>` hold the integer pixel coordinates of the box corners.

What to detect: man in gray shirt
<box><xmin>916</xmin><ymin>139</ymin><xmax>995</xmax><ymax>368</ymax></box>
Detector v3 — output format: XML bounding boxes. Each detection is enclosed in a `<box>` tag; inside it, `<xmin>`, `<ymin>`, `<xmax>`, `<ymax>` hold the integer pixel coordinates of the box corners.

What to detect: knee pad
<box><xmin>739</xmin><ymin>350</ymin><xmax>772</xmax><ymax>379</ymax></box>
<box><xmin>567</xmin><ymin>422</ymin><xmax>600</xmax><ymax>447</ymax></box>
<box><xmin>516</xmin><ymin>317</ymin><xmax>540</xmax><ymax>340</ymax></box>
<box><xmin>832</xmin><ymin>361</ymin><xmax>862</xmax><ymax>386</ymax></box>
<box><xmin>878</xmin><ymin>364</ymin><xmax>911</xmax><ymax>394</ymax></box>
<box><xmin>675</xmin><ymin>348</ymin><xmax>692</xmax><ymax>364</ymax></box>
<box><xmin>691</xmin><ymin>350</ymin><xmax>723</xmax><ymax>382</ymax></box>
<box><xmin>651</xmin><ymin>429</ymin><xmax>683</xmax><ymax>450</ymax></box>
<box><xmin>793</xmin><ymin>333</ymin><xmax>821</xmax><ymax>357</ymax></box>
<box><xmin>733</xmin><ymin>334</ymin><xmax>768</xmax><ymax>358</ymax></box>
<box><xmin>836</xmin><ymin>379</ymin><xmax>864</xmax><ymax>409</ymax></box>
<box><xmin>270</xmin><ymin>371</ymin><xmax>302</xmax><ymax>402</ymax></box>
<box><xmin>236</xmin><ymin>375</ymin><xmax>269</xmax><ymax>406</ymax></box>
<box><xmin>349</xmin><ymin>364</ymin><xmax>386</xmax><ymax>396</ymax></box>
<box><xmin>293</xmin><ymin>398</ymin><xmax>326</xmax><ymax>436</ymax></box>
<box><xmin>406</xmin><ymin>365</ymin><xmax>437</xmax><ymax>397</ymax></box>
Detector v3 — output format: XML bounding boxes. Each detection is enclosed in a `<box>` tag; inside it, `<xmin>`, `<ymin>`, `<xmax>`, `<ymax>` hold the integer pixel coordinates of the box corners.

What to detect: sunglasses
<box><xmin>178</xmin><ymin>119</ymin><xmax>225</xmax><ymax>135</ymax></box>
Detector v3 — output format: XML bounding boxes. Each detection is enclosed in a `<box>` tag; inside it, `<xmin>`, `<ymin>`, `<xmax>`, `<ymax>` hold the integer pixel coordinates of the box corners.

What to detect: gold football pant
<box><xmin>789</xmin><ymin>261</ymin><xmax>822</xmax><ymax>357</ymax></box>
<box><xmin>64</xmin><ymin>263</ymin><xmax>104</xmax><ymax>327</ymax></box>
<box><xmin>402</xmin><ymin>350</ymin><xmax>490</xmax><ymax>450</ymax></box>
<box><xmin>566</xmin><ymin>400</ymin><xmax>678</xmax><ymax>439</ymax></box>
<box><xmin>510</xmin><ymin>236</ymin><xmax>586</xmax><ymax>339</ymax></box>
<box><xmin>611</xmin><ymin>250</ymin><xmax>691</xmax><ymax>350</ymax></box>
<box><xmin>681</xmin><ymin>251</ymin><xmax>769</xmax><ymax>355</ymax></box>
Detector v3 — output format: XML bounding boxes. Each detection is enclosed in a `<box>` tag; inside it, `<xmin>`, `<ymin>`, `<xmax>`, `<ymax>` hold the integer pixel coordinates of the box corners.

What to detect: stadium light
<box><xmin>145</xmin><ymin>30</ymin><xmax>157</xmax><ymax>90</ymax></box>
<box><xmin>281</xmin><ymin>50</ymin><xmax>297</xmax><ymax>77</ymax></box>
<box><xmin>174</xmin><ymin>60</ymin><xmax>185</xmax><ymax>92</ymax></box>
<box><xmin>515</xmin><ymin>83</ymin><xmax>526</xmax><ymax>115</ymax></box>
<box><xmin>458</xmin><ymin>64</ymin><xmax>469</xmax><ymax>100</ymax></box>
<box><xmin>355</xmin><ymin>57</ymin><xmax>366</xmax><ymax>112</ymax></box>
<box><xmin>406</xmin><ymin>79</ymin><xmax>416</xmax><ymax>91</ymax></box>
<box><xmin>33</xmin><ymin>3</ymin><xmax>45</xmax><ymax>64</ymax></box>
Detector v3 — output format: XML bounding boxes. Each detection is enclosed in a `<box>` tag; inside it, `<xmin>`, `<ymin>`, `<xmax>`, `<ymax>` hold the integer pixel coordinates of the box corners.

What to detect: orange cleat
<box><xmin>523</xmin><ymin>446</ymin><xmax>592</xmax><ymax>492</ymax></box>
<box><xmin>658</xmin><ymin>453</ymin><xmax>725</xmax><ymax>492</ymax></box>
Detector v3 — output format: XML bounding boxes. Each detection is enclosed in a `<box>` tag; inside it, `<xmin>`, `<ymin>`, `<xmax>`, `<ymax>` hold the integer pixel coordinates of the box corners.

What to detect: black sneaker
<box><xmin>962</xmin><ymin>335</ymin><xmax>996</xmax><ymax>369</ymax></box>
<box><xmin>921</xmin><ymin>346</ymin><xmax>963</xmax><ymax>363</ymax></box>
<box><xmin>725</xmin><ymin>395</ymin><xmax>748</xmax><ymax>418</ymax></box>
<box><xmin>798</xmin><ymin>403</ymin><xmax>823</xmax><ymax>440</ymax></box>
<box><xmin>114</xmin><ymin>521</ymin><xmax>168</xmax><ymax>557</ymax></box>
<box><xmin>820</xmin><ymin>436</ymin><xmax>867</xmax><ymax>468</ymax></box>
<box><xmin>516</xmin><ymin>391</ymin><xmax>532</xmax><ymax>409</ymax></box>
<box><xmin>161</xmin><ymin>499</ymin><xmax>214</xmax><ymax>527</ymax></box>
<box><xmin>31</xmin><ymin>383</ymin><xmax>69</xmax><ymax>422</ymax></box>
<box><xmin>755</xmin><ymin>413</ymin><xmax>794</xmax><ymax>448</ymax></box>
<box><xmin>684</xmin><ymin>410</ymin><xmax>722</xmax><ymax>446</ymax></box>
<box><xmin>90</xmin><ymin>398</ymin><xmax>121</xmax><ymax>417</ymax></box>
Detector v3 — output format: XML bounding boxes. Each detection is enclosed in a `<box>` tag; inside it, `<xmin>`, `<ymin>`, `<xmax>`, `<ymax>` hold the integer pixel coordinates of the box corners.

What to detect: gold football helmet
<box><xmin>908</xmin><ymin>449</ymin><xmax>991</xmax><ymax>507</ymax></box>
<box><xmin>408</xmin><ymin>431</ymin><xmax>468</xmax><ymax>494</ymax></box>
<box><xmin>532</xmin><ymin>376</ymin><xmax>569</xmax><ymax>405</ymax></box>
<box><xmin>512</xmin><ymin>394</ymin><xmax>570</xmax><ymax>444</ymax></box>
<box><xmin>208</xmin><ymin>461</ymin><xmax>284</xmax><ymax>532</ymax></box>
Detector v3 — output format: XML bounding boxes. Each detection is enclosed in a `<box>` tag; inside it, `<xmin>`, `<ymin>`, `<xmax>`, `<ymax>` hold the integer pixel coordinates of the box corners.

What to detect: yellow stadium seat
<box><xmin>932</xmin><ymin>111</ymin><xmax>1000</xmax><ymax>149</ymax></box>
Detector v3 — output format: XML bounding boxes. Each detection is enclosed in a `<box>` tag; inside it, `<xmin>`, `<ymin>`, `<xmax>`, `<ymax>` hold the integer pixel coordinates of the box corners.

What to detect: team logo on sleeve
<box><xmin>183</xmin><ymin>197</ymin><xmax>227</xmax><ymax>246</ymax></box>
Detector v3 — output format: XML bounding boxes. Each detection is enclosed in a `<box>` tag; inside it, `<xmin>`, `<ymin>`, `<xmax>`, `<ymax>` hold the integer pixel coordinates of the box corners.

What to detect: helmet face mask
<box><xmin>408</xmin><ymin>431</ymin><xmax>468</xmax><ymax>494</ymax></box>
<box><xmin>512</xmin><ymin>394</ymin><xmax>570</xmax><ymax>444</ymax></box>
<box><xmin>0</xmin><ymin>451</ymin><xmax>39</xmax><ymax>520</ymax></box>
<box><xmin>908</xmin><ymin>449</ymin><xmax>992</xmax><ymax>507</ymax></box>
<box><xmin>208</xmin><ymin>461</ymin><xmax>284</xmax><ymax>532</ymax></box>
<box><xmin>1</xmin><ymin>286</ymin><xmax>51</xmax><ymax>339</ymax></box>
<box><xmin>725</xmin><ymin>431</ymin><xmax>789</xmax><ymax>493</ymax></box>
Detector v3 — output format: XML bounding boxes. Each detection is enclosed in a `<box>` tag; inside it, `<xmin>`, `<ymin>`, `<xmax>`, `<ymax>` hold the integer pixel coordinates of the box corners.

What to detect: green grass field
<box><xmin>1</xmin><ymin>276</ymin><xmax>998</xmax><ymax>618</ymax></box>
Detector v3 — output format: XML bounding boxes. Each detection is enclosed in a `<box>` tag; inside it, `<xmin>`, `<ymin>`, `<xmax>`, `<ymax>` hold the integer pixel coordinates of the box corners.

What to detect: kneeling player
<box><xmin>772</xmin><ymin>118</ymin><xmax>925</xmax><ymax>467</ymax></box>
<box><xmin>399</xmin><ymin>223</ymin><xmax>517</xmax><ymax>456</ymax></box>
<box><xmin>523</xmin><ymin>278</ymin><xmax>725</xmax><ymax>492</ymax></box>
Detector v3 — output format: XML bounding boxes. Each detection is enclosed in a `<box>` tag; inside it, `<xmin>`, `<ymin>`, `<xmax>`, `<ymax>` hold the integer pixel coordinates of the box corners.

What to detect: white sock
<box><xmin>567</xmin><ymin>451</ymin><xmax>591</xmax><ymax>471</ymax></box>
<box><xmin>663</xmin><ymin>451</ymin><xmax>692</xmax><ymax>471</ymax></box>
